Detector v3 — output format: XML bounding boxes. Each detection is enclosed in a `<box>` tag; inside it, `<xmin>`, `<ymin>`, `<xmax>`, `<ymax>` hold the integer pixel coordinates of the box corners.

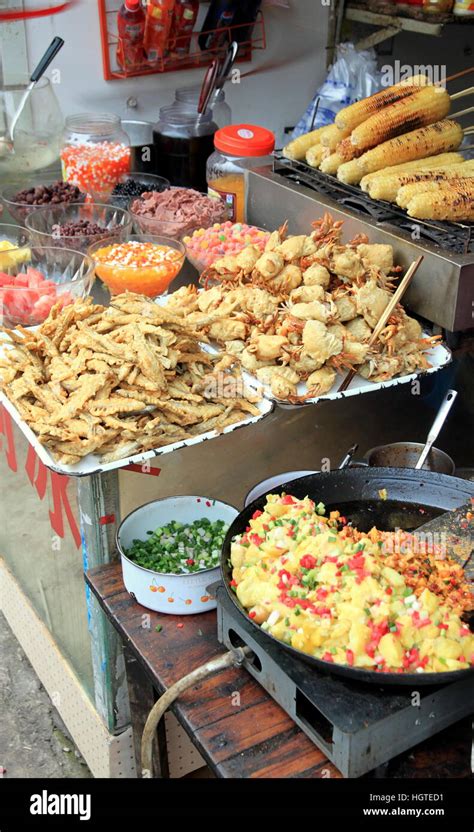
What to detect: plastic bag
<box><xmin>292</xmin><ymin>43</ymin><xmax>381</xmax><ymax>138</ymax></box>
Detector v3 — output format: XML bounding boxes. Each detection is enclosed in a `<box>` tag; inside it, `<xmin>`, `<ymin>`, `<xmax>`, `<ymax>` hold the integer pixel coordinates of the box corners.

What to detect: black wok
<box><xmin>221</xmin><ymin>468</ymin><xmax>474</xmax><ymax>686</ymax></box>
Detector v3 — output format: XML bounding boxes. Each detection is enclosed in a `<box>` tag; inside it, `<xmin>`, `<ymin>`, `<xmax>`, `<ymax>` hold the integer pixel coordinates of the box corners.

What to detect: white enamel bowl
<box><xmin>117</xmin><ymin>495</ymin><xmax>238</xmax><ymax>614</ymax></box>
<box><xmin>244</xmin><ymin>471</ymin><xmax>317</xmax><ymax>507</ymax></box>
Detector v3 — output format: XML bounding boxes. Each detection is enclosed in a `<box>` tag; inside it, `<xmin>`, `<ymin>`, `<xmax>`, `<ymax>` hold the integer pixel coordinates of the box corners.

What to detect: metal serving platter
<box><xmin>0</xmin><ymin>335</ymin><xmax>273</xmax><ymax>477</ymax></box>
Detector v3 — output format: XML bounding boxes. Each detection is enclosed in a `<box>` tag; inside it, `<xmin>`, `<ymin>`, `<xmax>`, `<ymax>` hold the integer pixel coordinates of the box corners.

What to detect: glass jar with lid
<box><xmin>175</xmin><ymin>85</ymin><xmax>232</xmax><ymax>128</ymax></box>
<box><xmin>207</xmin><ymin>124</ymin><xmax>275</xmax><ymax>223</ymax></box>
<box><xmin>153</xmin><ymin>104</ymin><xmax>217</xmax><ymax>192</ymax></box>
<box><xmin>61</xmin><ymin>113</ymin><xmax>131</xmax><ymax>200</ymax></box>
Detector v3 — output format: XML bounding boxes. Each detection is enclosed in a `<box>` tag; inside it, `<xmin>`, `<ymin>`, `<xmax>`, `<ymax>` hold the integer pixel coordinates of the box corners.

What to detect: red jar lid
<box><xmin>214</xmin><ymin>124</ymin><xmax>275</xmax><ymax>157</ymax></box>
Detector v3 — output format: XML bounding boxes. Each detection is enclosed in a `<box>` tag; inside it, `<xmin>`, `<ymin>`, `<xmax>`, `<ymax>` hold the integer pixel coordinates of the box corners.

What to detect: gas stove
<box><xmin>213</xmin><ymin>581</ymin><xmax>473</xmax><ymax>778</ymax></box>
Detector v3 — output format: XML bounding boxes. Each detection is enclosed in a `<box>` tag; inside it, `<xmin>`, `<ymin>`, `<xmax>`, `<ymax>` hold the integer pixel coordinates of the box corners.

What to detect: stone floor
<box><xmin>0</xmin><ymin>611</ymin><xmax>91</xmax><ymax>779</ymax></box>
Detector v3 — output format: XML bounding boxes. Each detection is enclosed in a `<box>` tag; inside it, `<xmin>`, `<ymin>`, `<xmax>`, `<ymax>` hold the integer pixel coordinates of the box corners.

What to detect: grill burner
<box><xmin>273</xmin><ymin>152</ymin><xmax>474</xmax><ymax>256</ymax></box>
<box><xmin>214</xmin><ymin>582</ymin><xmax>473</xmax><ymax>777</ymax></box>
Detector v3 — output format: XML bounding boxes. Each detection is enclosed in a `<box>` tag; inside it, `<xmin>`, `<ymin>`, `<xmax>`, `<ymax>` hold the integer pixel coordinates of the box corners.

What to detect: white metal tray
<box><xmin>270</xmin><ymin>340</ymin><xmax>452</xmax><ymax>409</ymax></box>
<box><xmin>0</xmin><ymin>335</ymin><xmax>273</xmax><ymax>477</ymax></box>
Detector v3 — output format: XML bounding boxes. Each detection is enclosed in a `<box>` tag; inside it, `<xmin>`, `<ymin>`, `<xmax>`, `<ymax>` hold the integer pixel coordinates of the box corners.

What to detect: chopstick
<box><xmin>445</xmin><ymin>67</ymin><xmax>474</xmax><ymax>85</ymax></box>
<box><xmin>337</xmin><ymin>255</ymin><xmax>424</xmax><ymax>393</ymax></box>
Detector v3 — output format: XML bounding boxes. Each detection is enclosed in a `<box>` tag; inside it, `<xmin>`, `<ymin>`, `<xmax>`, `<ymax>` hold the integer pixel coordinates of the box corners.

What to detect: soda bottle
<box><xmin>144</xmin><ymin>0</ymin><xmax>175</xmax><ymax>64</ymax></box>
<box><xmin>116</xmin><ymin>0</ymin><xmax>146</xmax><ymax>71</ymax></box>
<box><xmin>169</xmin><ymin>0</ymin><xmax>199</xmax><ymax>56</ymax></box>
<box><xmin>198</xmin><ymin>0</ymin><xmax>238</xmax><ymax>51</ymax></box>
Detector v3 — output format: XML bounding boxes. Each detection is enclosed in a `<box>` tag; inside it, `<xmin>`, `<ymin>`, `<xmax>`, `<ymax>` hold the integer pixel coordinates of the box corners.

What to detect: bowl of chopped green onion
<box><xmin>117</xmin><ymin>495</ymin><xmax>238</xmax><ymax>614</ymax></box>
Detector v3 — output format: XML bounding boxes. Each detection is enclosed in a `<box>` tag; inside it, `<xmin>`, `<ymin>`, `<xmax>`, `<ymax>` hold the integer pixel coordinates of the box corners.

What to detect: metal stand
<box><xmin>77</xmin><ymin>471</ymin><xmax>130</xmax><ymax>734</ymax></box>
<box><xmin>215</xmin><ymin>583</ymin><xmax>474</xmax><ymax>778</ymax></box>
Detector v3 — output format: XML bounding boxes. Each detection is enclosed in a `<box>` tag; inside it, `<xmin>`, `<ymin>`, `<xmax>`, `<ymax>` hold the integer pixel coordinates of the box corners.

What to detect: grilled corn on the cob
<box><xmin>350</xmin><ymin>86</ymin><xmax>450</xmax><ymax>152</ymax></box>
<box><xmin>398</xmin><ymin>174</ymin><xmax>474</xmax><ymax>208</ymax></box>
<box><xmin>319</xmin><ymin>123</ymin><xmax>351</xmax><ymax>150</ymax></box>
<box><xmin>319</xmin><ymin>138</ymin><xmax>361</xmax><ymax>174</ymax></box>
<box><xmin>359</xmin><ymin>152</ymin><xmax>465</xmax><ymax>191</ymax></box>
<box><xmin>338</xmin><ymin>120</ymin><xmax>463</xmax><ymax>185</ymax></box>
<box><xmin>407</xmin><ymin>181</ymin><xmax>474</xmax><ymax>221</ymax></box>
<box><xmin>368</xmin><ymin>162</ymin><xmax>474</xmax><ymax>202</ymax></box>
<box><xmin>334</xmin><ymin>74</ymin><xmax>431</xmax><ymax>132</ymax></box>
<box><xmin>283</xmin><ymin>123</ymin><xmax>346</xmax><ymax>161</ymax></box>
<box><xmin>305</xmin><ymin>144</ymin><xmax>325</xmax><ymax>168</ymax></box>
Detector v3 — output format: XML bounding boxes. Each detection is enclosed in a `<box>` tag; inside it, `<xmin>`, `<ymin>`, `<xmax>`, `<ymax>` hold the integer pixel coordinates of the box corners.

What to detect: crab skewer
<box><xmin>338</xmin><ymin>255</ymin><xmax>424</xmax><ymax>392</ymax></box>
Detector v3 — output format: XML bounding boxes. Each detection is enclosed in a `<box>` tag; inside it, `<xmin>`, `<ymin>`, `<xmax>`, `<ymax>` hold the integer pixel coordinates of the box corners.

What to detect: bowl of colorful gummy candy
<box><xmin>183</xmin><ymin>221</ymin><xmax>270</xmax><ymax>274</ymax></box>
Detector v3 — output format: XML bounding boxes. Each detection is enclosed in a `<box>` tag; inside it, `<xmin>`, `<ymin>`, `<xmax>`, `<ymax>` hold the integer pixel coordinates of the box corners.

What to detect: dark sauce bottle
<box><xmin>153</xmin><ymin>105</ymin><xmax>217</xmax><ymax>192</ymax></box>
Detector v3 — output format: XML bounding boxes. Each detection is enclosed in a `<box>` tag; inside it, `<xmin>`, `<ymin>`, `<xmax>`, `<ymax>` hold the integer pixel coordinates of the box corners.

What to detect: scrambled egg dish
<box><xmin>230</xmin><ymin>494</ymin><xmax>474</xmax><ymax>674</ymax></box>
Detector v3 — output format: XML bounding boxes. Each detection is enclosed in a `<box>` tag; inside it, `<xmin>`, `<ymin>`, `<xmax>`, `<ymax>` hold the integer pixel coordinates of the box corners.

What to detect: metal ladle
<box><xmin>415</xmin><ymin>389</ymin><xmax>458</xmax><ymax>470</ymax></box>
<box><xmin>8</xmin><ymin>36</ymin><xmax>64</xmax><ymax>146</ymax></box>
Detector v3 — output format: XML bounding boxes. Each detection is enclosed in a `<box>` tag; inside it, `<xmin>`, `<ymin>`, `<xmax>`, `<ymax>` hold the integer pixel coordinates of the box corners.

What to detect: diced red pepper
<box><xmin>313</xmin><ymin>606</ymin><xmax>331</xmax><ymax>617</ymax></box>
<box><xmin>438</xmin><ymin>622</ymin><xmax>449</xmax><ymax>630</ymax></box>
<box><xmin>346</xmin><ymin>649</ymin><xmax>355</xmax><ymax>666</ymax></box>
<box><xmin>300</xmin><ymin>554</ymin><xmax>317</xmax><ymax>570</ymax></box>
<box><xmin>385</xmin><ymin>587</ymin><xmax>393</xmax><ymax>595</ymax></box>
<box><xmin>230</xmin><ymin>579</ymin><xmax>237</xmax><ymax>587</ymax></box>
<box><xmin>249</xmin><ymin>611</ymin><xmax>256</xmax><ymax>619</ymax></box>
<box><xmin>281</xmin><ymin>495</ymin><xmax>296</xmax><ymax>505</ymax></box>
<box><xmin>249</xmin><ymin>533</ymin><xmax>264</xmax><ymax>546</ymax></box>
<box><xmin>316</xmin><ymin>588</ymin><xmax>328</xmax><ymax>601</ymax></box>
<box><xmin>252</xmin><ymin>510</ymin><xmax>263</xmax><ymax>519</ymax></box>
<box><xmin>348</xmin><ymin>554</ymin><xmax>365</xmax><ymax>571</ymax></box>
<box><xmin>322</xmin><ymin>652</ymin><xmax>334</xmax><ymax>663</ymax></box>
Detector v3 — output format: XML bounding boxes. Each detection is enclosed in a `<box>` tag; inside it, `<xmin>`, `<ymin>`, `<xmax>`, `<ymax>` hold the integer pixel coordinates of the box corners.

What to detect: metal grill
<box><xmin>273</xmin><ymin>152</ymin><xmax>474</xmax><ymax>256</ymax></box>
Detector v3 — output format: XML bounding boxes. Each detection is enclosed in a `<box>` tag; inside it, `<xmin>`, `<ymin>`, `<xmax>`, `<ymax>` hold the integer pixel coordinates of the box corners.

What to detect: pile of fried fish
<box><xmin>0</xmin><ymin>293</ymin><xmax>261</xmax><ymax>466</ymax></box>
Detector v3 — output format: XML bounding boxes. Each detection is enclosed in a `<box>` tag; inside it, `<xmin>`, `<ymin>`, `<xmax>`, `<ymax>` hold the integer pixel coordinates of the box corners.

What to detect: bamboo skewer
<box><xmin>450</xmin><ymin>86</ymin><xmax>474</xmax><ymax>101</ymax></box>
<box><xmin>450</xmin><ymin>105</ymin><xmax>474</xmax><ymax>119</ymax></box>
<box><xmin>337</xmin><ymin>256</ymin><xmax>424</xmax><ymax>393</ymax></box>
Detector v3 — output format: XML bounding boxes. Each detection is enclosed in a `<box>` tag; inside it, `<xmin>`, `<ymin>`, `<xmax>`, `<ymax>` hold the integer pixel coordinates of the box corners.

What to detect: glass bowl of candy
<box><xmin>61</xmin><ymin>113</ymin><xmax>131</xmax><ymax>201</ymax></box>
<box><xmin>88</xmin><ymin>234</ymin><xmax>185</xmax><ymax>297</ymax></box>
<box><xmin>108</xmin><ymin>171</ymin><xmax>170</xmax><ymax>210</ymax></box>
<box><xmin>129</xmin><ymin>187</ymin><xmax>229</xmax><ymax>240</ymax></box>
<box><xmin>183</xmin><ymin>222</ymin><xmax>270</xmax><ymax>274</ymax></box>
<box><xmin>0</xmin><ymin>245</ymin><xmax>95</xmax><ymax>328</ymax></box>
<box><xmin>1</xmin><ymin>175</ymin><xmax>85</xmax><ymax>224</ymax></box>
<box><xmin>25</xmin><ymin>203</ymin><xmax>133</xmax><ymax>253</ymax></box>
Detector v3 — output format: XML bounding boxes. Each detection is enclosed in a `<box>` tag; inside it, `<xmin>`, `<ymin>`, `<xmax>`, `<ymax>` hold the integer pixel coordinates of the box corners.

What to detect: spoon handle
<box><xmin>30</xmin><ymin>36</ymin><xmax>64</xmax><ymax>83</ymax></box>
<box><xmin>415</xmin><ymin>389</ymin><xmax>457</xmax><ymax>470</ymax></box>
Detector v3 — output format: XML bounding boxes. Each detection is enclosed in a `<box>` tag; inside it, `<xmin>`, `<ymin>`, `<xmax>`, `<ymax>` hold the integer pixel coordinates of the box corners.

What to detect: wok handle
<box><xmin>415</xmin><ymin>389</ymin><xmax>457</xmax><ymax>471</ymax></box>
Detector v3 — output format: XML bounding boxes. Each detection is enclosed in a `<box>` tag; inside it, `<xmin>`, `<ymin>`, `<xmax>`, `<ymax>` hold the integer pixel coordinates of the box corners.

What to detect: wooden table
<box><xmin>85</xmin><ymin>562</ymin><xmax>471</xmax><ymax>779</ymax></box>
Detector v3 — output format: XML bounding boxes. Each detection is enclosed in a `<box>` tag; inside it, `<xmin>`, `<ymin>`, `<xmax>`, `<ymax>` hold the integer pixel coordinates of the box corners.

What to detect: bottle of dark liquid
<box><xmin>198</xmin><ymin>0</ymin><xmax>238</xmax><ymax>51</ymax></box>
<box><xmin>153</xmin><ymin>105</ymin><xmax>217</xmax><ymax>191</ymax></box>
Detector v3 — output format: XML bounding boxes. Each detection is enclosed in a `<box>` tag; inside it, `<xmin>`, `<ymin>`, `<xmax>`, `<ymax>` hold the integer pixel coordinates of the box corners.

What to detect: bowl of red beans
<box><xmin>183</xmin><ymin>221</ymin><xmax>270</xmax><ymax>274</ymax></box>
<box><xmin>25</xmin><ymin>203</ymin><xmax>133</xmax><ymax>253</ymax></box>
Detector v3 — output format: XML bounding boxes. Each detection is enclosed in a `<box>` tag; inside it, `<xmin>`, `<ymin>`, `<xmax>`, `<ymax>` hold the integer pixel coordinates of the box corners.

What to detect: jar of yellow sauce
<box><xmin>207</xmin><ymin>124</ymin><xmax>275</xmax><ymax>223</ymax></box>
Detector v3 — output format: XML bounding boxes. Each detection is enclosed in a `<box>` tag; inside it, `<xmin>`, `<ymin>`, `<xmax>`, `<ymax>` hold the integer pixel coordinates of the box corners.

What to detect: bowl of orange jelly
<box><xmin>88</xmin><ymin>234</ymin><xmax>185</xmax><ymax>297</ymax></box>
